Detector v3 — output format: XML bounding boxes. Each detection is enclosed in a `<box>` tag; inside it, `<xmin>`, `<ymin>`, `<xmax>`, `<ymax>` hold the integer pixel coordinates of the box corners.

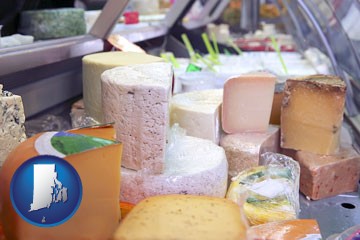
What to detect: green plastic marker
<box><xmin>270</xmin><ymin>36</ymin><xmax>288</xmax><ymax>75</ymax></box>
<box><xmin>227</xmin><ymin>38</ymin><xmax>243</xmax><ymax>55</ymax></box>
<box><xmin>201</xmin><ymin>33</ymin><xmax>217</xmax><ymax>60</ymax></box>
<box><xmin>211</xmin><ymin>32</ymin><xmax>219</xmax><ymax>56</ymax></box>
<box><xmin>224</xmin><ymin>48</ymin><xmax>232</xmax><ymax>55</ymax></box>
<box><xmin>181</xmin><ymin>33</ymin><xmax>197</xmax><ymax>62</ymax></box>
<box><xmin>186</xmin><ymin>63</ymin><xmax>202</xmax><ymax>72</ymax></box>
<box><xmin>168</xmin><ymin>52</ymin><xmax>180</xmax><ymax>68</ymax></box>
<box><xmin>195</xmin><ymin>53</ymin><xmax>216</xmax><ymax>72</ymax></box>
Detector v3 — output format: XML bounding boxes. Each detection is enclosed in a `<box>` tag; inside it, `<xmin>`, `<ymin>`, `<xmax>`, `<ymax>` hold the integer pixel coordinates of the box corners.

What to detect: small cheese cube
<box><xmin>281</xmin><ymin>75</ymin><xmax>346</xmax><ymax>154</ymax></box>
<box><xmin>102</xmin><ymin>62</ymin><xmax>173</xmax><ymax>174</ymax></box>
<box><xmin>222</xmin><ymin>72</ymin><xmax>276</xmax><ymax>133</ymax></box>
<box><xmin>220</xmin><ymin>125</ymin><xmax>280</xmax><ymax>177</ymax></box>
<box><xmin>113</xmin><ymin>195</ymin><xmax>248</xmax><ymax>240</ymax></box>
<box><xmin>295</xmin><ymin>146</ymin><xmax>360</xmax><ymax>200</ymax></box>
<box><xmin>170</xmin><ymin>89</ymin><xmax>223</xmax><ymax>144</ymax></box>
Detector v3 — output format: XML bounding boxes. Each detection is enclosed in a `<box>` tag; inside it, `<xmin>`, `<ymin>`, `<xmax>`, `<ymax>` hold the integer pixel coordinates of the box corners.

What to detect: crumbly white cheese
<box><xmin>0</xmin><ymin>85</ymin><xmax>26</xmax><ymax>167</ymax></box>
<box><xmin>101</xmin><ymin>62</ymin><xmax>173</xmax><ymax>174</ymax></box>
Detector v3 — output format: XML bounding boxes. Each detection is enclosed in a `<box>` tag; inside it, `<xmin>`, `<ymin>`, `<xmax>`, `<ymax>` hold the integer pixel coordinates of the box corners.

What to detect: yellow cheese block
<box><xmin>0</xmin><ymin>125</ymin><xmax>122</xmax><ymax>240</ymax></box>
<box><xmin>281</xmin><ymin>75</ymin><xmax>346</xmax><ymax>154</ymax></box>
<box><xmin>113</xmin><ymin>194</ymin><xmax>248</xmax><ymax>240</ymax></box>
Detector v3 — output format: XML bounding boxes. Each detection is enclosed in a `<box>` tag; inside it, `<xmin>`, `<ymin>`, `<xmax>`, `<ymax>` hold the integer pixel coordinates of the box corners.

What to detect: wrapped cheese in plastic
<box><xmin>226</xmin><ymin>152</ymin><xmax>300</xmax><ymax>225</ymax></box>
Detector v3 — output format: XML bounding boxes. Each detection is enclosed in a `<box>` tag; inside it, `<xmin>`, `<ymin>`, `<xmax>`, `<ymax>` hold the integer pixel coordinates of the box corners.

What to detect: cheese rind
<box><xmin>0</xmin><ymin>126</ymin><xmax>122</xmax><ymax>240</ymax></box>
<box><xmin>222</xmin><ymin>72</ymin><xmax>276</xmax><ymax>133</ymax></box>
<box><xmin>281</xmin><ymin>75</ymin><xmax>346</xmax><ymax>154</ymax></box>
<box><xmin>170</xmin><ymin>89</ymin><xmax>223</xmax><ymax>144</ymax></box>
<box><xmin>295</xmin><ymin>146</ymin><xmax>360</xmax><ymax>200</ymax></box>
<box><xmin>102</xmin><ymin>62</ymin><xmax>173</xmax><ymax>174</ymax></box>
<box><xmin>120</xmin><ymin>135</ymin><xmax>228</xmax><ymax>204</ymax></box>
<box><xmin>113</xmin><ymin>195</ymin><xmax>248</xmax><ymax>240</ymax></box>
<box><xmin>0</xmin><ymin>86</ymin><xmax>26</xmax><ymax>168</ymax></box>
<box><xmin>82</xmin><ymin>52</ymin><xmax>164</xmax><ymax>122</ymax></box>
<box><xmin>220</xmin><ymin>125</ymin><xmax>280</xmax><ymax>177</ymax></box>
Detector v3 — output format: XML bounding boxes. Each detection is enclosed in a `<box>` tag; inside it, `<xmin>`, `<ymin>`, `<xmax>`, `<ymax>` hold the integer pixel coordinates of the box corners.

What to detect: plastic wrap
<box><xmin>226</xmin><ymin>152</ymin><xmax>300</xmax><ymax>225</ymax></box>
<box><xmin>326</xmin><ymin>225</ymin><xmax>360</xmax><ymax>240</ymax></box>
<box><xmin>120</xmin><ymin>125</ymin><xmax>228</xmax><ymax>204</ymax></box>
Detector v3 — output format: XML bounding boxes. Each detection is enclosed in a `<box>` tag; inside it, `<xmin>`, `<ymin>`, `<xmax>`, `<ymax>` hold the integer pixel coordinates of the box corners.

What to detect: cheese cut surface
<box><xmin>281</xmin><ymin>75</ymin><xmax>346</xmax><ymax>154</ymax></box>
<box><xmin>270</xmin><ymin>83</ymin><xmax>285</xmax><ymax>125</ymax></box>
<box><xmin>82</xmin><ymin>52</ymin><xmax>164</xmax><ymax>122</ymax></box>
<box><xmin>113</xmin><ymin>195</ymin><xmax>248</xmax><ymax>240</ymax></box>
<box><xmin>0</xmin><ymin>126</ymin><xmax>122</xmax><ymax>240</ymax></box>
<box><xmin>222</xmin><ymin>72</ymin><xmax>276</xmax><ymax>133</ymax></box>
<box><xmin>295</xmin><ymin>145</ymin><xmax>360</xmax><ymax>200</ymax></box>
<box><xmin>102</xmin><ymin>62</ymin><xmax>173</xmax><ymax>174</ymax></box>
<box><xmin>220</xmin><ymin>125</ymin><xmax>280</xmax><ymax>177</ymax></box>
<box><xmin>0</xmin><ymin>85</ymin><xmax>26</xmax><ymax>168</ymax></box>
<box><xmin>18</xmin><ymin>8</ymin><xmax>86</xmax><ymax>40</ymax></box>
<box><xmin>170</xmin><ymin>89</ymin><xmax>223</xmax><ymax>144</ymax></box>
<box><xmin>247</xmin><ymin>219</ymin><xmax>321</xmax><ymax>240</ymax></box>
<box><xmin>120</xmin><ymin>135</ymin><xmax>228</xmax><ymax>204</ymax></box>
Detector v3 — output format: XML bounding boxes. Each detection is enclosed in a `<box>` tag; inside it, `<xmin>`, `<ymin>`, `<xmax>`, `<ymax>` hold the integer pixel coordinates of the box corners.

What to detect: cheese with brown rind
<box><xmin>113</xmin><ymin>195</ymin><xmax>248</xmax><ymax>240</ymax></box>
<box><xmin>294</xmin><ymin>145</ymin><xmax>360</xmax><ymax>200</ymax></box>
<box><xmin>281</xmin><ymin>75</ymin><xmax>346</xmax><ymax>155</ymax></box>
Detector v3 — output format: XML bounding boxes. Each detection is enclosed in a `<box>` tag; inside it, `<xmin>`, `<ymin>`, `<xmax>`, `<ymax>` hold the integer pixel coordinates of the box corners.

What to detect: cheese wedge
<box><xmin>82</xmin><ymin>51</ymin><xmax>164</xmax><ymax>122</ymax></box>
<box><xmin>113</xmin><ymin>195</ymin><xmax>248</xmax><ymax>240</ymax></box>
<box><xmin>295</xmin><ymin>145</ymin><xmax>360</xmax><ymax>200</ymax></box>
<box><xmin>170</xmin><ymin>89</ymin><xmax>223</xmax><ymax>144</ymax></box>
<box><xmin>220</xmin><ymin>125</ymin><xmax>280</xmax><ymax>177</ymax></box>
<box><xmin>0</xmin><ymin>126</ymin><xmax>122</xmax><ymax>240</ymax></box>
<box><xmin>120</xmin><ymin>135</ymin><xmax>228</xmax><ymax>204</ymax></box>
<box><xmin>222</xmin><ymin>72</ymin><xmax>276</xmax><ymax>133</ymax></box>
<box><xmin>281</xmin><ymin>75</ymin><xmax>346</xmax><ymax>154</ymax></box>
<box><xmin>0</xmin><ymin>85</ymin><xmax>26</xmax><ymax>168</ymax></box>
<box><xmin>247</xmin><ymin>219</ymin><xmax>322</xmax><ymax>240</ymax></box>
<box><xmin>102</xmin><ymin>62</ymin><xmax>173</xmax><ymax>174</ymax></box>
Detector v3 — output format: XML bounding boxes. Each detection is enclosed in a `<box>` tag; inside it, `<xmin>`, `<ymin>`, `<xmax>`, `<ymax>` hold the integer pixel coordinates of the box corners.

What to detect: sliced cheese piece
<box><xmin>82</xmin><ymin>51</ymin><xmax>164</xmax><ymax>122</ymax></box>
<box><xmin>294</xmin><ymin>145</ymin><xmax>360</xmax><ymax>200</ymax></box>
<box><xmin>113</xmin><ymin>195</ymin><xmax>248</xmax><ymax>240</ymax></box>
<box><xmin>220</xmin><ymin>125</ymin><xmax>280</xmax><ymax>177</ymax></box>
<box><xmin>0</xmin><ymin>85</ymin><xmax>26</xmax><ymax>168</ymax></box>
<box><xmin>120</xmin><ymin>135</ymin><xmax>228</xmax><ymax>204</ymax></box>
<box><xmin>170</xmin><ymin>89</ymin><xmax>223</xmax><ymax>144</ymax></box>
<box><xmin>18</xmin><ymin>8</ymin><xmax>86</xmax><ymax>40</ymax></box>
<box><xmin>222</xmin><ymin>72</ymin><xmax>276</xmax><ymax>133</ymax></box>
<box><xmin>0</xmin><ymin>126</ymin><xmax>122</xmax><ymax>240</ymax></box>
<box><xmin>269</xmin><ymin>83</ymin><xmax>284</xmax><ymax>125</ymax></box>
<box><xmin>247</xmin><ymin>219</ymin><xmax>321</xmax><ymax>240</ymax></box>
<box><xmin>281</xmin><ymin>75</ymin><xmax>346</xmax><ymax>154</ymax></box>
<box><xmin>102</xmin><ymin>62</ymin><xmax>173</xmax><ymax>174</ymax></box>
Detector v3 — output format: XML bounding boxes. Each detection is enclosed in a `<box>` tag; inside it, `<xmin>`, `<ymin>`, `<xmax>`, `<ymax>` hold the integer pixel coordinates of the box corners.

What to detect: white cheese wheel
<box><xmin>120</xmin><ymin>135</ymin><xmax>228</xmax><ymax>204</ymax></box>
<box><xmin>82</xmin><ymin>51</ymin><xmax>164</xmax><ymax>122</ymax></box>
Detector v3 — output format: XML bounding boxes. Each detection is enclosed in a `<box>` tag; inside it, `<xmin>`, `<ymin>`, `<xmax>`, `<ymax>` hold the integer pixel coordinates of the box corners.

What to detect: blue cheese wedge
<box><xmin>0</xmin><ymin>85</ymin><xmax>26</xmax><ymax>168</ymax></box>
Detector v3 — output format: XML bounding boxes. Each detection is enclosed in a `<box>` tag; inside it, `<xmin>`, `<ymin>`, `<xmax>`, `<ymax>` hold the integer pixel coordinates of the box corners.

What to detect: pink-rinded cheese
<box><xmin>295</xmin><ymin>146</ymin><xmax>360</xmax><ymax>200</ymax></box>
<box><xmin>220</xmin><ymin>125</ymin><xmax>280</xmax><ymax>177</ymax></box>
<box><xmin>222</xmin><ymin>72</ymin><xmax>276</xmax><ymax>133</ymax></box>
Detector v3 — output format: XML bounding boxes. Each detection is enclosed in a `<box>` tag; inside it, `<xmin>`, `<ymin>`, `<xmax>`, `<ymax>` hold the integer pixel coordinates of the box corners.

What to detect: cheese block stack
<box><xmin>280</xmin><ymin>75</ymin><xmax>360</xmax><ymax>200</ymax></box>
<box><xmin>101</xmin><ymin>62</ymin><xmax>228</xmax><ymax>204</ymax></box>
<box><xmin>0</xmin><ymin>125</ymin><xmax>123</xmax><ymax>240</ymax></box>
<box><xmin>0</xmin><ymin>85</ymin><xmax>26</xmax><ymax>169</ymax></box>
<box><xmin>82</xmin><ymin>52</ymin><xmax>164</xmax><ymax>123</ymax></box>
<box><xmin>220</xmin><ymin>72</ymin><xmax>278</xmax><ymax>177</ymax></box>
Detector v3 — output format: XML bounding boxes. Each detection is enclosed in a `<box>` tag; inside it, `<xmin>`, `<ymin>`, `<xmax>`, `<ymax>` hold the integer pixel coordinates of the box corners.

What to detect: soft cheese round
<box><xmin>120</xmin><ymin>135</ymin><xmax>228</xmax><ymax>204</ymax></box>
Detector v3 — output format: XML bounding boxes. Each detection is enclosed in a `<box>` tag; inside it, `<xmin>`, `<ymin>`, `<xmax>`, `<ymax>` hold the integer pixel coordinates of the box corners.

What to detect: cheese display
<box><xmin>222</xmin><ymin>72</ymin><xmax>276</xmax><ymax>133</ymax></box>
<box><xmin>294</xmin><ymin>146</ymin><xmax>360</xmax><ymax>200</ymax></box>
<box><xmin>281</xmin><ymin>75</ymin><xmax>346</xmax><ymax>155</ymax></box>
<box><xmin>220</xmin><ymin>125</ymin><xmax>280</xmax><ymax>177</ymax></box>
<box><xmin>247</xmin><ymin>219</ymin><xmax>322</xmax><ymax>240</ymax></box>
<box><xmin>102</xmin><ymin>62</ymin><xmax>173</xmax><ymax>174</ymax></box>
<box><xmin>170</xmin><ymin>89</ymin><xmax>223</xmax><ymax>144</ymax></box>
<box><xmin>113</xmin><ymin>195</ymin><xmax>248</xmax><ymax>240</ymax></box>
<box><xmin>269</xmin><ymin>83</ymin><xmax>284</xmax><ymax>125</ymax></box>
<box><xmin>120</xmin><ymin>127</ymin><xmax>228</xmax><ymax>204</ymax></box>
<box><xmin>0</xmin><ymin>126</ymin><xmax>122</xmax><ymax>240</ymax></box>
<box><xmin>0</xmin><ymin>85</ymin><xmax>26</xmax><ymax>169</ymax></box>
<box><xmin>82</xmin><ymin>51</ymin><xmax>164</xmax><ymax>122</ymax></box>
<box><xmin>18</xmin><ymin>8</ymin><xmax>86</xmax><ymax>40</ymax></box>
<box><xmin>227</xmin><ymin>152</ymin><xmax>300</xmax><ymax>225</ymax></box>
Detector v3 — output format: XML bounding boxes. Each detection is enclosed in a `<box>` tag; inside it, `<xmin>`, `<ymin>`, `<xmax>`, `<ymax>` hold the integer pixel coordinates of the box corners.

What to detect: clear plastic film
<box><xmin>226</xmin><ymin>152</ymin><xmax>300</xmax><ymax>225</ymax></box>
